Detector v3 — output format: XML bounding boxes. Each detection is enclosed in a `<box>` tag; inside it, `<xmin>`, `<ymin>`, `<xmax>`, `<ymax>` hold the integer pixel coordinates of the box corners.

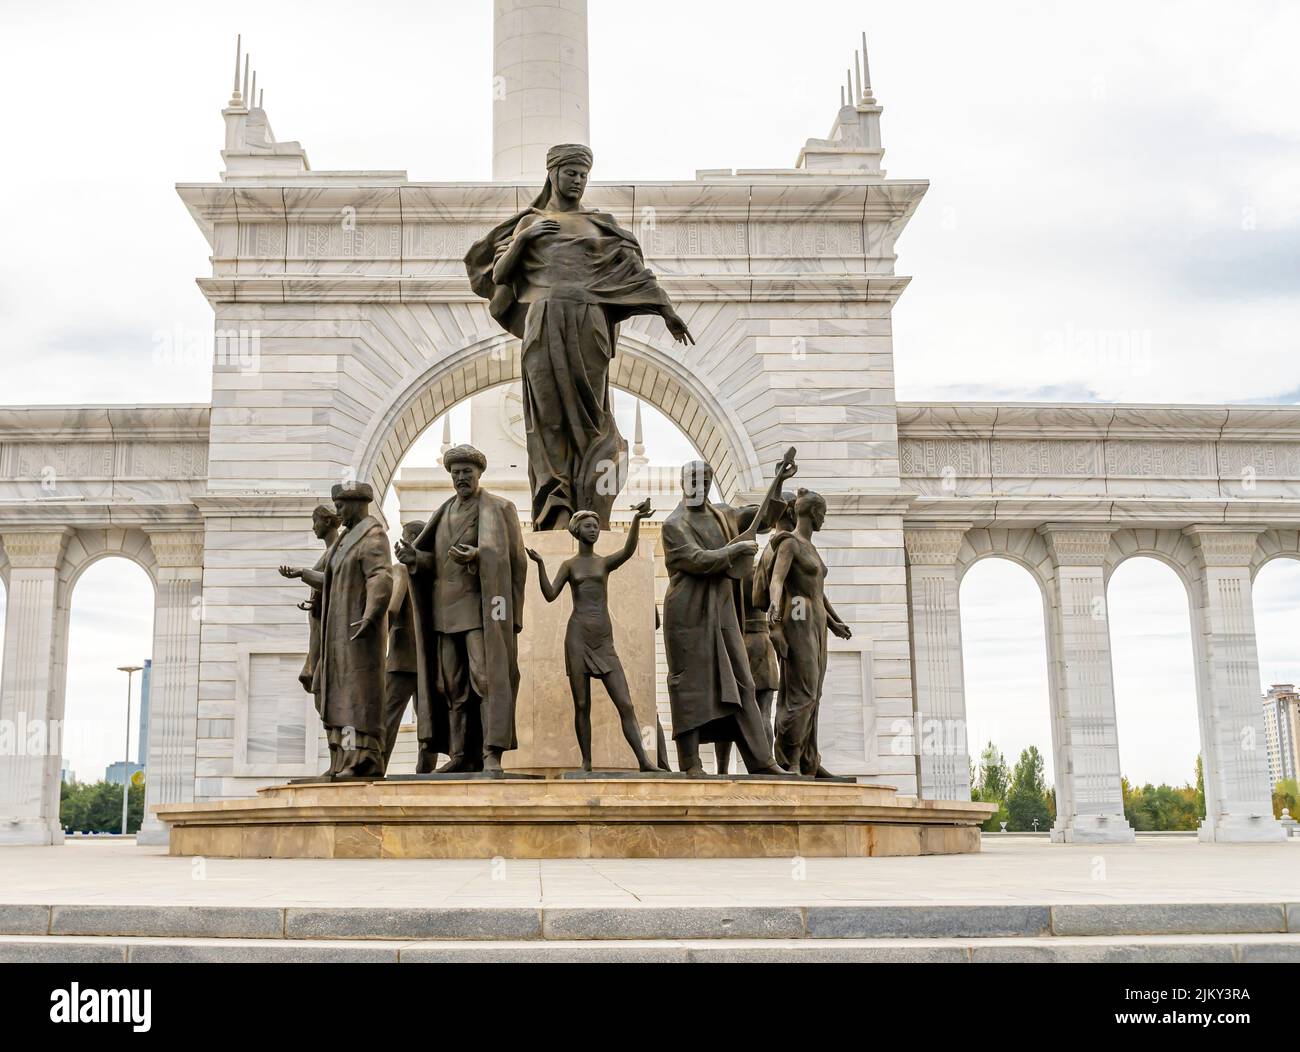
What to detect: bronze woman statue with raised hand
<box><xmin>466</xmin><ymin>144</ymin><xmax>693</xmax><ymax>533</ymax></box>
<box><xmin>279</xmin><ymin>503</ymin><xmax>341</xmax><ymax>717</ymax></box>
<box><xmin>754</xmin><ymin>488</ymin><xmax>853</xmax><ymax>777</ymax></box>
<box><xmin>527</xmin><ymin>498</ymin><xmax>663</xmax><ymax>772</ymax></box>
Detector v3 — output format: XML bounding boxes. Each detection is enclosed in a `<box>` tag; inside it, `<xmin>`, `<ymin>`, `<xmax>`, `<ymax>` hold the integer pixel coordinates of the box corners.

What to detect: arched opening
<box><xmin>1252</xmin><ymin>555</ymin><xmax>1300</xmax><ymax>811</ymax></box>
<box><xmin>958</xmin><ymin>557</ymin><xmax>1054</xmax><ymax>830</ymax></box>
<box><xmin>60</xmin><ymin>557</ymin><xmax>154</xmax><ymax>834</ymax></box>
<box><xmin>374</xmin><ymin>380</ymin><xmax>717</xmax><ymax>774</ymax></box>
<box><xmin>1106</xmin><ymin>556</ymin><xmax>1204</xmax><ymax>830</ymax></box>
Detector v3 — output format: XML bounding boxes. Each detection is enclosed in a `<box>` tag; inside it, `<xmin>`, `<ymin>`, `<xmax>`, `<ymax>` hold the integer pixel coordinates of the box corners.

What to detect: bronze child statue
<box><xmin>527</xmin><ymin>497</ymin><xmax>662</xmax><ymax>772</ymax></box>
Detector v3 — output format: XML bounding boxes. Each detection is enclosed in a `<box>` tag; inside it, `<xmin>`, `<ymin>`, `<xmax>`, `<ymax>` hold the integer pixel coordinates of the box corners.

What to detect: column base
<box><xmin>1050</xmin><ymin>813</ymin><xmax>1136</xmax><ymax>844</ymax></box>
<box><xmin>1197</xmin><ymin>814</ymin><xmax>1287</xmax><ymax>843</ymax></box>
<box><xmin>136</xmin><ymin>818</ymin><xmax>171</xmax><ymax>847</ymax></box>
<box><xmin>0</xmin><ymin>818</ymin><xmax>64</xmax><ymax>846</ymax></box>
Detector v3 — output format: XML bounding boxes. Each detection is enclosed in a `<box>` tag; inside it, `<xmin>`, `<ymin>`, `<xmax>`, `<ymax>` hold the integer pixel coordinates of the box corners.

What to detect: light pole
<box><xmin>116</xmin><ymin>665</ymin><xmax>142</xmax><ymax>835</ymax></box>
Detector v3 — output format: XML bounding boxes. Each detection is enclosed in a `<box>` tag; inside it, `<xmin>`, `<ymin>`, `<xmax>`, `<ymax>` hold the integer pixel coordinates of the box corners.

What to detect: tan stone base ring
<box><xmin>156</xmin><ymin>777</ymin><xmax>995</xmax><ymax>859</ymax></box>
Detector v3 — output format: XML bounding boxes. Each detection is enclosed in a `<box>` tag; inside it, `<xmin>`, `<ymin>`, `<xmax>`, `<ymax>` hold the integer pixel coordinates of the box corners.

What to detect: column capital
<box><xmin>1182</xmin><ymin>525</ymin><xmax>1265</xmax><ymax>567</ymax></box>
<box><xmin>0</xmin><ymin>527</ymin><xmax>73</xmax><ymax>569</ymax></box>
<box><xmin>1038</xmin><ymin>525</ymin><xmax>1113</xmax><ymax>567</ymax></box>
<box><xmin>903</xmin><ymin>525</ymin><xmax>968</xmax><ymax>566</ymax></box>
<box><xmin>144</xmin><ymin>529</ymin><xmax>205</xmax><ymax>569</ymax></box>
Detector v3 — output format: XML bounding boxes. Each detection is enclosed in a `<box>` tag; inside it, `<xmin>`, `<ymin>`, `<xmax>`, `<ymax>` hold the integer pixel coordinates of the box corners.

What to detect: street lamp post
<box><xmin>116</xmin><ymin>665</ymin><xmax>143</xmax><ymax>835</ymax></box>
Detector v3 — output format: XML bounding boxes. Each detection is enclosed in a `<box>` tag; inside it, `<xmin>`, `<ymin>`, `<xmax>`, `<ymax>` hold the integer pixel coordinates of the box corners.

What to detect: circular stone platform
<box><xmin>156</xmin><ymin>777</ymin><xmax>995</xmax><ymax>859</ymax></box>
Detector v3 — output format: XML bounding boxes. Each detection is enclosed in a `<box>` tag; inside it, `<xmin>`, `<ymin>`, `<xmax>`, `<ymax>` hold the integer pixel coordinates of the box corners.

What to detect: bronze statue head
<box><xmin>330</xmin><ymin>481</ymin><xmax>374</xmax><ymax>529</ymax></box>
<box><xmin>680</xmin><ymin>460</ymin><xmax>714</xmax><ymax>508</ymax></box>
<box><xmin>567</xmin><ymin>509</ymin><xmax>601</xmax><ymax>545</ymax></box>
<box><xmin>794</xmin><ymin>487</ymin><xmax>827</xmax><ymax>532</ymax></box>
<box><xmin>311</xmin><ymin>503</ymin><xmax>341</xmax><ymax>539</ymax></box>
<box><xmin>543</xmin><ymin>143</ymin><xmax>592</xmax><ymax>208</ymax></box>
<box><xmin>443</xmin><ymin>444</ymin><xmax>487</xmax><ymax>500</ymax></box>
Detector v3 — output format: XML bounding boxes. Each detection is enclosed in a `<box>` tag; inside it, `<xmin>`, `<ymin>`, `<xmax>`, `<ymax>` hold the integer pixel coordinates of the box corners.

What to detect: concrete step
<box><xmin>3</xmin><ymin>901</ymin><xmax>1297</xmax><ymax>942</ymax></box>
<box><xmin>2</xmin><ymin>932</ymin><xmax>1299</xmax><ymax>963</ymax></box>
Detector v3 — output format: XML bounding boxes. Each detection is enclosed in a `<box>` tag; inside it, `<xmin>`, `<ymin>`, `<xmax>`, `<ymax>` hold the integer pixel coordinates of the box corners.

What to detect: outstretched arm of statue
<box><xmin>766</xmin><ymin>543</ymin><xmax>794</xmax><ymax>626</ymax></box>
<box><xmin>659</xmin><ymin>305</ymin><xmax>695</xmax><ymax>346</ymax></box>
<box><xmin>527</xmin><ymin>548</ymin><xmax>568</xmax><ymax>603</ymax></box>
<box><xmin>606</xmin><ymin>498</ymin><xmax>652</xmax><ymax>572</ymax></box>
<box><xmin>299</xmin><ymin>568</ymin><xmax>324</xmax><ymax>590</ymax></box>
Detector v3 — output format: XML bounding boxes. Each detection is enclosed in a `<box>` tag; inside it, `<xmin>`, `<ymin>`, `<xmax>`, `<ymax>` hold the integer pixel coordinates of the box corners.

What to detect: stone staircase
<box><xmin>2</xmin><ymin>902</ymin><xmax>1298</xmax><ymax>962</ymax></box>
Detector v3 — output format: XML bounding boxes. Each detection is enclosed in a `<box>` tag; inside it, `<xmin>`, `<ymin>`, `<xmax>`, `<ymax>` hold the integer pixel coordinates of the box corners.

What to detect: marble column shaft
<box><xmin>137</xmin><ymin>531</ymin><xmax>205</xmax><ymax>846</ymax></box>
<box><xmin>1040</xmin><ymin>527</ymin><xmax>1135</xmax><ymax>843</ymax></box>
<box><xmin>904</xmin><ymin>527</ymin><xmax>970</xmax><ymax>801</ymax></box>
<box><xmin>0</xmin><ymin>529</ymin><xmax>72</xmax><ymax>845</ymax></box>
<box><xmin>1186</xmin><ymin>527</ymin><xmax>1285</xmax><ymax>843</ymax></box>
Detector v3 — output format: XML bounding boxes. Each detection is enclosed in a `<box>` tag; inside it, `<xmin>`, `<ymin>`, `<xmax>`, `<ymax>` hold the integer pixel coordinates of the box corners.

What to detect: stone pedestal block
<box><xmin>506</xmin><ymin>529</ymin><xmax>658</xmax><ymax>775</ymax></box>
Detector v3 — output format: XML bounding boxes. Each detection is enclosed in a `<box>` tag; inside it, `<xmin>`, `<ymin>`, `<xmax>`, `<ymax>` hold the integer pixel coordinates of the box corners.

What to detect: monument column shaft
<box><xmin>492</xmin><ymin>0</ymin><xmax>590</xmax><ymax>182</ymax></box>
<box><xmin>1186</xmin><ymin>528</ymin><xmax>1285</xmax><ymax>842</ymax></box>
<box><xmin>1040</xmin><ymin>528</ymin><xmax>1135</xmax><ymax>844</ymax></box>
<box><xmin>905</xmin><ymin>529</ymin><xmax>971</xmax><ymax>801</ymax></box>
<box><xmin>137</xmin><ymin>532</ymin><xmax>205</xmax><ymax>847</ymax></box>
<box><xmin>0</xmin><ymin>529</ymin><xmax>72</xmax><ymax>845</ymax></box>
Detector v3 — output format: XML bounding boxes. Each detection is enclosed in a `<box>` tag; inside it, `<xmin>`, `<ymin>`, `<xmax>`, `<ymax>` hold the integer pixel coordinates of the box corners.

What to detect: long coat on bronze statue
<box><xmin>661</xmin><ymin>498</ymin><xmax>781</xmax><ymax>775</ymax></box>
<box><xmin>408</xmin><ymin>488</ymin><xmax>527</xmax><ymax>761</ymax></box>
<box><xmin>313</xmin><ymin>515</ymin><xmax>392</xmax><ymax>773</ymax></box>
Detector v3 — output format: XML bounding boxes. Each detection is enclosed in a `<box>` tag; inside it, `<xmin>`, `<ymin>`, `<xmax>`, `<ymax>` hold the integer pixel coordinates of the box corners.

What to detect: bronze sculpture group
<box><xmin>280</xmin><ymin>144</ymin><xmax>851</xmax><ymax>780</ymax></box>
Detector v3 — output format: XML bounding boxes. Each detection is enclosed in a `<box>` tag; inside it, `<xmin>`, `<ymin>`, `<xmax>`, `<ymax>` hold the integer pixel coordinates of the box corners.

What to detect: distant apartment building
<box><xmin>104</xmin><ymin>761</ymin><xmax>143</xmax><ymax>786</ymax></box>
<box><xmin>1262</xmin><ymin>684</ymin><xmax>1300</xmax><ymax>786</ymax></box>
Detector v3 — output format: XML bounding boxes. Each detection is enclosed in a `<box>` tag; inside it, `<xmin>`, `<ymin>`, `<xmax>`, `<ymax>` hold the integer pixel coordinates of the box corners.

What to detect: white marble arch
<box><xmin>1251</xmin><ymin>528</ymin><xmax>1300</xmax><ymax>577</ymax></box>
<box><xmin>354</xmin><ymin>329</ymin><xmax>764</xmax><ymax>507</ymax></box>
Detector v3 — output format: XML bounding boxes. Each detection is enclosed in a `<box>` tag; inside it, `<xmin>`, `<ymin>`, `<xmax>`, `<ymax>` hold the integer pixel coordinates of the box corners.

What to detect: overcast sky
<box><xmin>1</xmin><ymin>0</ymin><xmax>1297</xmax><ymax>787</ymax></box>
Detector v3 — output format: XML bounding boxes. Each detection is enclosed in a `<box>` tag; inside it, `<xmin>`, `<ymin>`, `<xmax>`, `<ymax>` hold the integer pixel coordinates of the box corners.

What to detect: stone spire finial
<box><xmin>440</xmin><ymin>414</ymin><xmax>453</xmax><ymax>456</ymax></box>
<box><xmin>797</xmin><ymin>30</ymin><xmax>885</xmax><ymax>175</ymax></box>
<box><xmin>228</xmin><ymin>34</ymin><xmax>244</xmax><ymax>108</ymax></box>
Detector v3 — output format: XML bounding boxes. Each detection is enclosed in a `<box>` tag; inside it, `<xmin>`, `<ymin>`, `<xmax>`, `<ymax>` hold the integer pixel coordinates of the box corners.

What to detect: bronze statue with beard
<box><xmin>465</xmin><ymin>143</ymin><xmax>694</xmax><ymax>532</ymax></box>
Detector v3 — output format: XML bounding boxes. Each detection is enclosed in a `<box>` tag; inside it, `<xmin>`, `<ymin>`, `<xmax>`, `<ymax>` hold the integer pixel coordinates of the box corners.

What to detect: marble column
<box><xmin>1039</xmin><ymin>526</ymin><xmax>1135</xmax><ymax>843</ymax></box>
<box><xmin>137</xmin><ymin>530</ymin><xmax>205</xmax><ymax>846</ymax></box>
<box><xmin>1185</xmin><ymin>527</ymin><xmax>1285</xmax><ymax>843</ymax></box>
<box><xmin>0</xmin><ymin>529</ymin><xmax>72</xmax><ymax>845</ymax></box>
<box><xmin>905</xmin><ymin>526</ymin><xmax>971</xmax><ymax>801</ymax></box>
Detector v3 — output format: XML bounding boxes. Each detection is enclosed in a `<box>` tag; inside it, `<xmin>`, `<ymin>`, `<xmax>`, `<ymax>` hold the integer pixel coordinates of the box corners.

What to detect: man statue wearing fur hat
<box><xmin>314</xmin><ymin>481</ymin><xmax>393</xmax><ymax>778</ymax></box>
<box><xmin>396</xmin><ymin>444</ymin><xmax>527</xmax><ymax>774</ymax></box>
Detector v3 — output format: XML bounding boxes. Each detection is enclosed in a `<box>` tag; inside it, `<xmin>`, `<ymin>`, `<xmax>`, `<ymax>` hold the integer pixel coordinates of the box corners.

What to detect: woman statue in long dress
<box><xmin>754</xmin><ymin>488</ymin><xmax>853</xmax><ymax>777</ymax></box>
<box><xmin>465</xmin><ymin>144</ymin><xmax>693</xmax><ymax>532</ymax></box>
<box><xmin>527</xmin><ymin>498</ymin><xmax>664</xmax><ymax>772</ymax></box>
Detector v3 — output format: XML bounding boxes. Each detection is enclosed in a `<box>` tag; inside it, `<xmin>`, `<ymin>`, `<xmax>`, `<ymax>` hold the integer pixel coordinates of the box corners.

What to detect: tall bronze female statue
<box><xmin>466</xmin><ymin>144</ymin><xmax>693</xmax><ymax>532</ymax></box>
<box><xmin>754</xmin><ymin>488</ymin><xmax>853</xmax><ymax>777</ymax></box>
<box><xmin>527</xmin><ymin>497</ymin><xmax>663</xmax><ymax>772</ymax></box>
<box><xmin>278</xmin><ymin>503</ymin><xmax>340</xmax><ymax>717</ymax></box>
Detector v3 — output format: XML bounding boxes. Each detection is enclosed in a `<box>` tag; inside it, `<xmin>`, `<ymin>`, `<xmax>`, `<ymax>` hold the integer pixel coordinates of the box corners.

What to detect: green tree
<box><xmin>1273</xmin><ymin>777</ymin><xmax>1299</xmax><ymax>821</ymax></box>
<box><xmin>1005</xmin><ymin>746</ymin><xmax>1051</xmax><ymax>832</ymax></box>
<box><xmin>60</xmin><ymin>778</ymin><xmax>144</xmax><ymax>834</ymax></box>
<box><xmin>970</xmin><ymin>742</ymin><xmax>1010</xmax><ymax>831</ymax></box>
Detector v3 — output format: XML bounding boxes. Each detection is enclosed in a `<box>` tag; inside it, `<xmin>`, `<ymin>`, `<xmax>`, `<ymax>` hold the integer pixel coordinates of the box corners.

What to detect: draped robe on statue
<box><xmin>661</xmin><ymin>501</ymin><xmax>778</xmax><ymax>770</ymax></box>
<box><xmin>465</xmin><ymin>203</ymin><xmax>673</xmax><ymax>531</ymax></box>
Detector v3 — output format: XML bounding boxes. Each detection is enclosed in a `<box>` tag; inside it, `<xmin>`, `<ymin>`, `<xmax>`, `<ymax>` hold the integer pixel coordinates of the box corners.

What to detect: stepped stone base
<box><xmin>155</xmin><ymin>776</ymin><xmax>994</xmax><ymax>859</ymax></box>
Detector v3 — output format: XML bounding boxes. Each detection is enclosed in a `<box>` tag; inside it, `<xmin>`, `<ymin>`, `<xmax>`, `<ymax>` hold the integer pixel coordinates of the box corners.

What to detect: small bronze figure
<box><xmin>279</xmin><ymin>503</ymin><xmax>340</xmax><ymax>720</ymax></box>
<box><xmin>755</xmin><ymin>488</ymin><xmax>853</xmax><ymax>777</ymax></box>
<box><xmin>527</xmin><ymin>497</ymin><xmax>663</xmax><ymax>772</ymax></box>
<box><xmin>314</xmin><ymin>482</ymin><xmax>392</xmax><ymax>778</ymax></box>
<box><xmin>381</xmin><ymin>521</ymin><xmax>424</xmax><ymax>773</ymax></box>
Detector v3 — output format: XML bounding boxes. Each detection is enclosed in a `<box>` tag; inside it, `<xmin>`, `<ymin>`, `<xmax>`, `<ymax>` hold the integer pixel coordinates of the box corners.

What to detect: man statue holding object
<box><xmin>314</xmin><ymin>482</ymin><xmax>392</xmax><ymax>778</ymax></box>
<box><xmin>381</xmin><ymin>521</ymin><xmax>425</xmax><ymax>773</ymax></box>
<box><xmin>660</xmin><ymin>458</ymin><xmax>795</xmax><ymax>777</ymax></box>
<box><xmin>396</xmin><ymin>444</ymin><xmax>527</xmax><ymax>774</ymax></box>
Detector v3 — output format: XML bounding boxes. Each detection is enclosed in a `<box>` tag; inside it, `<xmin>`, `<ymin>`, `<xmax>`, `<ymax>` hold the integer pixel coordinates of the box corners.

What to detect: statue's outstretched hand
<box><xmin>830</xmin><ymin>621</ymin><xmax>853</xmax><ymax>640</ymax></box>
<box><xmin>278</xmin><ymin>565</ymin><xmax>302</xmax><ymax>579</ymax></box>
<box><xmin>525</xmin><ymin>548</ymin><xmax>543</xmax><ymax>563</ymax></box>
<box><xmin>663</xmin><ymin>309</ymin><xmax>695</xmax><ymax>346</ymax></box>
<box><xmin>631</xmin><ymin>497</ymin><xmax>653</xmax><ymax>519</ymax></box>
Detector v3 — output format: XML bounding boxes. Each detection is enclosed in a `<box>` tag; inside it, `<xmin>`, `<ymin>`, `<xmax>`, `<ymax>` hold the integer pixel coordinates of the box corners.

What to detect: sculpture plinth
<box><xmin>508</xmin><ymin>529</ymin><xmax>658</xmax><ymax>774</ymax></box>
<box><xmin>156</xmin><ymin>777</ymin><xmax>995</xmax><ymax>859</ymax></box>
